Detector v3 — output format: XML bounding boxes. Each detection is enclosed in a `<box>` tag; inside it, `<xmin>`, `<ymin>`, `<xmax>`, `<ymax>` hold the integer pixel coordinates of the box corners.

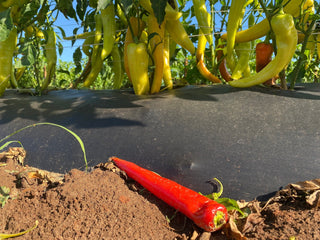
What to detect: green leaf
<box><xmin>57</xmin><ymin>68</ymin><xmax>71</xmax><ymax>75</ymax></box>
<box><xmin>76</xmin><ymin>0</ymin><xmax>88</xmax><ymax>21</ymax></box>
<box><xmin>0</xmin><ymin>186</ymin><xmax>10</xmax><ymax>208</ymax></box>
<box><xmin>21</xmin><ymin>1</ymin><xmax>41</xmax><ymax>22</ymax></box>
<box><xmin>177</xmin><ymin>0</ymin><xmax>183</xmax><ymax>6</ymax></box>
<box><xmin>56</xmin><ymin>0</ymin><xmax>77</xmax><ymax>21</ymax></box>
<box><xmin>148</xmin><ymin>32</ymin><xmax>159</xmax><ymax>42</ymax></box>
<box><xmin>73</xmin><ymin>46</ymin><xmax>82</xmax><ymax>74</ymax></box>
<box><xmin>56</xmin><ymin>25</ymin><xmax>66</xmax><ymax>39</ymax></box>
<box><xmin>0</xmin><ymin>9</ymin><xmax>13</xmax><ymax>41</ymax></box>
<box><xmin>0</xmin><ymin>123</ymin><xmax>88</xmax><ymax>171</ymax></box>
<box><xmin>0</xmin><ymin>186</ymin><xmax>10</xmax><ymax>195</ymax></box>
<box><xmin>288</xmin><ymin>66</ymin><xmax>306</xmax><ymax>84</ymax></box>
<box><xmin>72</xmin><ymin>27</ymin><xmax>79</xmax><ymax>46</ymax></box>
<box><xmin>0</xmin><ymin>141</ymin><xmax>24</xmax><ymax>151</ymax></box>
<box><xmin>215</xmin><ymin>198</ymin><xmax>247</xmax><ymax>218</ymax></box>
<box><xmin>151</xmin><ymin>0</ymin><xmax>167</xmax><ymax>25</ymax></box>
<box><xmin>57</xmin><ymin>41</ymin><xmax>64</xmax><ymax>56</ymax></box>
<box><xmin>97</xmin><ymin>0</ymin><xmax>112</xmax><ymax>12</ymax></box>
<box><xmin>36</xmin><ymin>1</ymin><xmax>50</xmax><ymax>25</ymax></box>
<box><xmin>120</xmin><ymin>0</ymin><xmax>132</xmax><ymax>12</ymax></box>
<box><xmin>18</xmin><ymin>42</ymin><xmax>37</xmax><ymax>66</ymax></box>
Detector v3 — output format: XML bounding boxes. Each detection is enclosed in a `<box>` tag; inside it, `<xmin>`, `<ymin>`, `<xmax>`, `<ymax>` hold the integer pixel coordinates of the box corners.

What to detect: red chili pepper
<box><xmin>255</xmin><ymin>42</ymin><xmax>273</xmax><ymax>72</ymax></box>
<box><xmin>255</xmin><ymin>42</ymin><xmax>277</xmax><ymax>86</ymax></box>
<box><xmin>111</xmin><ymin>157</ymin><xmax>228</xmax><ymax>232</ymax></box>
<box><xmin>216</xmin><ymin>45</ymin><xmax>232</xmax><ymax>82</ymax></box>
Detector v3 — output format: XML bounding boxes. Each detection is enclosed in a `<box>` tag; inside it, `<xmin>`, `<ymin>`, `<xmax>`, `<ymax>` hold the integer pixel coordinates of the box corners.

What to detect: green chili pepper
<box><xmin>163</xmin><ymin>30</ymin><xmax>173</xmax><ymax>90</ymax></box>
<box><xmin>192</xmin><ymin>0</ymin><xmax>212</xmax><ymax>45</ymax></box>
<box><xmin>0</xmin><ymin>27</ymin><xmax>17</xmax><ymax>96</ymax></box>
<box><xmin>317</xmin><ymin>34</ymin><xmax>320</xmax><ymax>59</ymax></box>
<box><xmin>229</xmin><ymin>10</ymin><xmax>297</xmax><ymax>88</ymax></box>
<box><xmin>14</xmin><ymin>67</ymin><xmax>26</xmax><ymax>83</ymax></box>
<box><xmin>127</xmin><ymin>42</ymin><xmax>150</xmax><ymax>95</ymax></box>
<box><xmin>196</xmin><ymin>30</ymin><xmax>221</xmax><ymax>83</ymax></box>
<box><xmin>231</xmin><ymin>41</ymin><xmax>251</xmax><ymax>80</ymax></box>
<box><xmin>116</xmin><ymin>3</ymin><xmax>127</xmax><ymax>25</ymax></box>
<box><xmin>166</xmin><ymin>18</ymin><xmax>195</xmax><ymax>54</ymax></box>
<box><xmin>147</xmin><ymin>14</ymin><xmax>165</xmax><ymax>94</ymax></box>
<box><xmin>91</xmin><ymin>13</ymin><xmax>102</xmax><ymax>66</ymax></box>
<box><xmin>225</xmin><ymin>0</ymin><xmax>250</xmax><ymax>71</ymax></box>
<box><xmin>10</xmin><ymin>64</ymin><xmax>18</xmax><ymax>89</ymax></box>
<box><xmin>101</xmin><ymin>3</ymin><xmax>116</xmax><ymax>60</ymax></box>
<box><xmin>82</xmin><ymin>33</ymin><xmax>95</xmax><ymax>57</ymax></box>
<box><xmin>41</xmin><ymin>27</ymin><xmax>57</xmax><ymax>92</ymax></box>
<box><xmin>111</xmin><ymin>44</ymin><xmax>123</xmax><ymax>89</ymax></box>
<box><xmin>124</xmin><ymin>17</ymin><xmax>146</xmax><ymax>82</ymax></box>
<box><xmin>82</xmin><ymin>13</ymin><xmax>105</xmax><ymax>88</ymax></box>
<box><xmin>83</xmin><ymin>45</ymin><xmax>104</xmax><ymax>88</ymax></box>
<box><xmin>221</xmin><ymin>0</ymin><xmax>314</xmax><ymax>43</ymax></box>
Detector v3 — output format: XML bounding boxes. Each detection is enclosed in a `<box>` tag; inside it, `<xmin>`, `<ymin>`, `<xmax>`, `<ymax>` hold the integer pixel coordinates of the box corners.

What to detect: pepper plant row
<box><xmin>0</xmin><ymin>0</ymin><xmax>319</xmax><ymax>96</ymax></box>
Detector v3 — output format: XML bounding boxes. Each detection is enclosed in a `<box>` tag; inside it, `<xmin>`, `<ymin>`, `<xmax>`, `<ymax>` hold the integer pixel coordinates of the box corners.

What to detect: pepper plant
<box><xmin>0</xmin><ymin>0</ymin><xmax>319</xmax><ymax>96</ymax></box>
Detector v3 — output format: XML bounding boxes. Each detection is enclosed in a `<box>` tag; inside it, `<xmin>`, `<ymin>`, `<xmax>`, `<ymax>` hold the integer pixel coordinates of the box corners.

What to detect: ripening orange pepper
<box><xmin>196</xmin><ymin>30</ymin><xmax>221</xmax><ymax>83</ymax></box>
<box><xmin>216</xmin><ymin>45</ymin><xmax>232</xmax><ymax>82</ymax></box>
<box><xmin>255</xmin><ymin>42</ymin><xmax>277</xmax><ymax>86</ymax></box>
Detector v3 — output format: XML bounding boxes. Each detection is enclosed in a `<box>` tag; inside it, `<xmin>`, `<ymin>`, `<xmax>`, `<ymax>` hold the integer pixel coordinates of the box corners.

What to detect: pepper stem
<box><xmin>213</xmin><ymin>211</ymin><xmax>227</xmax><ymax>230</ymax></box>
<box><xmin>205</xmin><ymin>177</ymin><xmax>224</xmax><ymax>200</ymax></box>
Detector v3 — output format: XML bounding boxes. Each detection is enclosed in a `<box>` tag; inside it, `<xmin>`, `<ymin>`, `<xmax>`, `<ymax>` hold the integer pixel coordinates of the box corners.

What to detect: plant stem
<box><xmin>290</xmin><ymin>4</ymin><xmax>320</xmax><ymax>89</ymax></box>
<box><xmin>210</xmin><ymin>0</ymin><xmax>215</xmax><ymax>72</ymax></box>
<box><xmin>117</xmin><ymin>0</ymin><xmax>138</xmax><ymax>43</ymax></box>
<box><xmin>279</xmin><ymin>69</ymin><xmax>287</xmax><ymax>89</ymax></box>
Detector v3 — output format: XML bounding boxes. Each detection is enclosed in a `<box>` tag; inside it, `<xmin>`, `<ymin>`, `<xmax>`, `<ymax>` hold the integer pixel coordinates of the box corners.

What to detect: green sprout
<box><xmin>0</xmin><ymin>122</ymin><xmax>88</xmax><ymax>170</ymax></box>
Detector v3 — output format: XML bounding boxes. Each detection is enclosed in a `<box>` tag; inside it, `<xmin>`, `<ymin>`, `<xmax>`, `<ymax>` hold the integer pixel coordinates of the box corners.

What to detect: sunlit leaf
<box><xmin>216</xmin><ymin>198</ymin><xmax>247</xmax><ymax>218</ymax></box>
<box><xmin>0</xmin><ymin>9</ymin><xmax>13</xmax><ymax>41</ymax></box>
<box><xmin>97</xmin><ymin>0</ymin><xmax>112</xmax><ymax>12</ymax></box>
<box><xmin>19</xmin><ymin>42</ymin><xmax>37</xmax><ymax>66</ymax></box>
<box><xmin>0</xmin><ymin>186</ymin><xmax>10</xmax><ymax>208</ymax></box>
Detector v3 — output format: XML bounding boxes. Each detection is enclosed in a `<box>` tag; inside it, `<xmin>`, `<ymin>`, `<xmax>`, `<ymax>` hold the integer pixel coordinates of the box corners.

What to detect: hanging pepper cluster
<box><xmin>217</xmin><ymin>0</ymin><xmax>314</xmax><ymax>88</ymax></box>
<box><xmin>122</xmin><ymin>0</ymin><xmax>194</xmax><ymax>95</ymax></box>
<box><xmin>0</xmin><ymin>0</ymin><xmax>317</xmax><ymax>96</ymax></box>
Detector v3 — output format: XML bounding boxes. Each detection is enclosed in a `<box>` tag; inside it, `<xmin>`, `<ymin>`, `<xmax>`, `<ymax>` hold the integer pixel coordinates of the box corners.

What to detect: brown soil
<box><xmin>0</xmin><ymin>148</ymin><xmax>319</xmax><ymax>240</ymax></box>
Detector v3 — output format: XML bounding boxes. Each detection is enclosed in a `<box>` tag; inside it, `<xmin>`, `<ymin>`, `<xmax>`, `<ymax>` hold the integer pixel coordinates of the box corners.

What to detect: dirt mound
<box><xmin>0</xmin><ymin>148</ymin><xmax>319</xmax><ymax>239</ymax></box>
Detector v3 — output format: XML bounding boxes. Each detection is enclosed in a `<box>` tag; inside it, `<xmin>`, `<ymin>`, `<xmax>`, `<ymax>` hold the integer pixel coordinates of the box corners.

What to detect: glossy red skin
<box><xmin>255</xmin><ymin>42</ymin><xmax>277</xmax><ymax>85</ymax></box>
<box><xmin>111</xmin><ymin>157</ymin><xmax>228</xmax><ymax>232</ymax></box>
<box><xmin>255</xmin><ymin>42</ymin><xmax>273</xmax><ymax>72</ymax></box>
<box><xmin>216</xmin><ymin>45</ymin><xmax>232</xmax><ymax>82</ymax></box>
